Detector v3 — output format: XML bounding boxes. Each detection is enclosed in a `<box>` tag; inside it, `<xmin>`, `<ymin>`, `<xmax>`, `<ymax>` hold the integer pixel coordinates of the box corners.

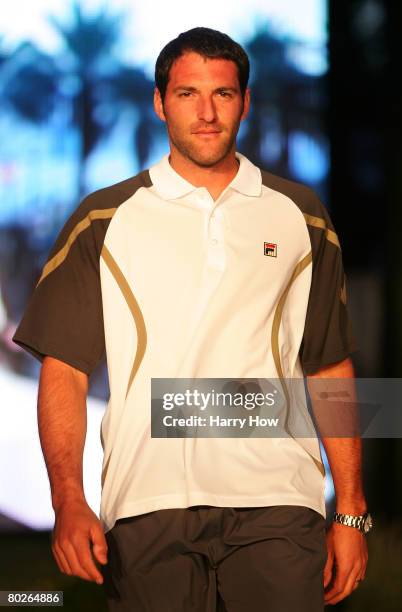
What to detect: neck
<box><xmin>168</xmin><ymin>147</ymin><xmax>239</xmax><ymax>201</ymax></box>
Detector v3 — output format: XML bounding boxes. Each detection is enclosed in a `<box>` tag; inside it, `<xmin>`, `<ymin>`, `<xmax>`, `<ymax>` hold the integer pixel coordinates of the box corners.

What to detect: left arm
<box><xmin>306</xmin><ymin>356</ymin><xmax>368</xmax><ymax>606</ymax></box>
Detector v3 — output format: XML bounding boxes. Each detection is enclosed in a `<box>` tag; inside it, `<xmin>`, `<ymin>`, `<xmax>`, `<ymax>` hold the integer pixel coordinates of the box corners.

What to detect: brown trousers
<box><xmin>101</xmin><ymin>505</ymin><xmax>327</xmax><ymax>612</ymax></box>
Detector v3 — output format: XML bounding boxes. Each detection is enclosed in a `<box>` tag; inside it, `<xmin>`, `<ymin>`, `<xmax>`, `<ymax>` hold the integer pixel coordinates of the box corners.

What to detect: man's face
<box><xmin>154</xmin><ymin>51</ymin><xmax>250</xmax><ymax>167</ymax></box>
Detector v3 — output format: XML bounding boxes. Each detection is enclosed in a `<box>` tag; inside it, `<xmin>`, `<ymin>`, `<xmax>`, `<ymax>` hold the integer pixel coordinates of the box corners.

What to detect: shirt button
<box><xmin>211</xmin><ymin>238</ymin><xmax>218</xmax><ymax>246</ymax></box>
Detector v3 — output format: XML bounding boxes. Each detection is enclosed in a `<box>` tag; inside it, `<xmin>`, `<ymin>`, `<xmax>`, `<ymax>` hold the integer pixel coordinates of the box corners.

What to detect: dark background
<box><xmin>328</xmin><ymin>4</ymin><xmax>402</xmax><ymax>607</ymax></box>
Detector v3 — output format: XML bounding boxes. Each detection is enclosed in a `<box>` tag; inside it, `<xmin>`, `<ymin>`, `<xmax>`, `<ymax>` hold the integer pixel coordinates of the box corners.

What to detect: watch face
<box><xmin>363</xmin><ymin>513</ymin><xmax>373</xmax><ymax>533</ymax></box>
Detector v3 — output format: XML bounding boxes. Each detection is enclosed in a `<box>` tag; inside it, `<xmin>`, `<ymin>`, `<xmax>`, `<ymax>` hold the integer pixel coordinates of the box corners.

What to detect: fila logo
<box><xmin>264</xmin><ymin>242</ymin><xmax>277</xmax><ymax>257</ymax></box>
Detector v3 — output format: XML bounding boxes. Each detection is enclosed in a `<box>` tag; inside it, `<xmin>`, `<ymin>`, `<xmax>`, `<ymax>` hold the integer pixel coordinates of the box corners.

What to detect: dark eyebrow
<box><xmin>173</xmin><ymin>86</ymin><xmax>198</xmax><ymax>93</ymax></box>
<box><xmin>173</xmin><ymin>86</ymin><xmax>239</xmax><ymax>93</ymax></box>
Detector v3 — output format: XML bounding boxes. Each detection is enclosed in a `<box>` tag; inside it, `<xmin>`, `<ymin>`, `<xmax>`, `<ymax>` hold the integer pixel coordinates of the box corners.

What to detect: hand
<box><xmin>324</xmin><ymin>522</ymin><xmax>368</xmax><ymax>605</ymax></box>
<box><xmin>52</xmin><ymin>499</ymin><xmax>108</xmax><ymax>584</ymax></box>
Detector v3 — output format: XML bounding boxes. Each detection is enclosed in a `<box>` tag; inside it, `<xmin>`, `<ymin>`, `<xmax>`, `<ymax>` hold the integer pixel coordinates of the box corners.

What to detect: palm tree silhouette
<box><xmin>242</xmin><ymin>23</ymin><xmax>326</xmax><ymax>180</ymax></box>
<box><xmin>0</xmin><ymin>41</ymin><xmax>59</xmax><ymax>122</ymax></box>
<box><xmin>49</xmin><ymin>1</ymin><xmax>158</xmax><ymax>192</ymax></box>
<box><xmin>105</xmin><ymin>64</ymin><xmax>165</xmax><ymax>169</ymax></box>
<box><xmin>1</xmin><ymin>1</ymin><xmax>158</xmax><ymax>197</ymax></box>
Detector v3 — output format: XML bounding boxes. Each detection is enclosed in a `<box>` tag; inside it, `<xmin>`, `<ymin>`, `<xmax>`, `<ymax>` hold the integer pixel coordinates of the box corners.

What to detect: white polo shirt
<box><xmin>13</xmin><ymin>151</ymin><xmax>358</xmax><ymax>533</ymax></box>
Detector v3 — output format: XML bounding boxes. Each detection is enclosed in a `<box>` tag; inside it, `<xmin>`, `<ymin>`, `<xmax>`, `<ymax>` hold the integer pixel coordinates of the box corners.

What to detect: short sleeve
<box><xmin>12</xmin><ymin>197</ymin><xmax>108</xmax><ymax>376</ymax></box>
<box><xmin>299</xmin><ymin>196</ymin><xmax>359</xmax><ymax>375</ymax></box>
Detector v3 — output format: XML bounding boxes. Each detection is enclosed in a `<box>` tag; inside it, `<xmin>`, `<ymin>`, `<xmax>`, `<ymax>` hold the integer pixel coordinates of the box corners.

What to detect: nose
<box><xmin>197</xmin><ymin>94</ymin><xmax>217</xmax><ymax>123</ymax></box>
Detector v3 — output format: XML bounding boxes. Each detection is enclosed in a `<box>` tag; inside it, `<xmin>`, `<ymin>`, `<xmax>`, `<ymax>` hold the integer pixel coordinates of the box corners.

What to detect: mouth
<box><xmin>193</xmin><ymin>131</ymin><xmax>221</xmax><ymax>137</ymax></box>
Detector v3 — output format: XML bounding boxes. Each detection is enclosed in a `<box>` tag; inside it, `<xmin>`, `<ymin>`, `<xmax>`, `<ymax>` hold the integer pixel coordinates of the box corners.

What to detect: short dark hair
<box><xmin>155</xmin><ymin>27</ymin><xmax>250</xmax><ymax>102</ymax></box>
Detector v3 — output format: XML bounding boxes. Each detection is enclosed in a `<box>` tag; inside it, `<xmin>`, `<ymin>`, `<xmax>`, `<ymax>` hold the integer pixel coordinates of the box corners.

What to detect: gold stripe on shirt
<box><xmin>271</xmin><ymin>251</ymin><xmax>313</xmax><ymax>381</ymax></box>
<box><xmin>36</xmin><ymin>208</ymin><xmax>117</xmax><ymax>287</ymax></box>
<box><xmin>340</xmin><ymin>278</ymin><xmax>347</xmax><ymax>305</ymax></box>
<box><xmin>101</xmin><ymin>455</ymin><xmax>111</xmax><ymax>489</ymax></box>
<box><xmin>303</xmin><ymin>213</ymin><xmax>340</xmax><ymax>249</ymax></box>
<box><xmin>101</xmin><ymin>244</ymin><xmax>147</xmax><ymax>402</ymax></box>
<box><xmin>271</xmin><ymin>251</ymin><xmax>325</xmax><ymax>477</ymax></box>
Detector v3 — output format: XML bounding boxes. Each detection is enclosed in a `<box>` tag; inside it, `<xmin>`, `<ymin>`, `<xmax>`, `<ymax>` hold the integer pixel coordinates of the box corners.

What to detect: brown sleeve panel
<box><xmin>300</xmin><ymin>213</ymin><xmax>359</xmax><ymax>375</ymax></box>
<box><xmin>12</xmin><ymin>171</ymin><xmax>152</xmax><ymax>375</ymax></box>
<box><xmin>260</xmin><ymin>170</ymin><xmax>359</xmax><ymax>375</ymax></box>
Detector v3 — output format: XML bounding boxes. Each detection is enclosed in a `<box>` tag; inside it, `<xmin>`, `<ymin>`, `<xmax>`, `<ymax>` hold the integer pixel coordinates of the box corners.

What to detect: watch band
<box><xmin>333</xmin><ymin>511</ymin><xmax>373</xmax><ymax>534</ymax></box>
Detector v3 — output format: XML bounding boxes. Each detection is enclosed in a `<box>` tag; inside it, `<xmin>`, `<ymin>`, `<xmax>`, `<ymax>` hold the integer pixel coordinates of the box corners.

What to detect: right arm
<box><xmin>38</xmin><ymin>356</ymin><xmax>108</xmax><ymax>584</ymax></box>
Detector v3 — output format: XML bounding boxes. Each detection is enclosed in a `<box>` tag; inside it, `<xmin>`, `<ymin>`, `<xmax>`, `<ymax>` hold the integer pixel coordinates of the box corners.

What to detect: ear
<box><xmin>240</xmin><ymin>87</ymin><xmax>251</xmax><ymax>122</ymax></box>
<box><xmin>154</xmin><ymin>87</ymin><xmax>166</xmax><ymax>122</ymax></box>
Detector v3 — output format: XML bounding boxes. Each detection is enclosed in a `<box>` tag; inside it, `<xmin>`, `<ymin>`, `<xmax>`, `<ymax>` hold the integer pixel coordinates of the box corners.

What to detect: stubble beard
<box><xmin>166</xmin><ymin>117</ymin><xmax>242</xmax><ymax>168</ymax></box>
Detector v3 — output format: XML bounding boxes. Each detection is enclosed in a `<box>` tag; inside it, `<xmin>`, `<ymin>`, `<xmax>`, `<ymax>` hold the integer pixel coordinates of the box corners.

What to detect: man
<box><xmin>13</xmin><ymin>27</ymin><xmax>371</xmax><ymax>611</ymax></box>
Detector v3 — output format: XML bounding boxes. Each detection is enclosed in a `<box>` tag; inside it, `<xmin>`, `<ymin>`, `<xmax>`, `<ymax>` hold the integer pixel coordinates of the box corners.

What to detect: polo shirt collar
<box><xmin>149</xmin><ymin>151</ymin><xmax>262</xmax><ymax>200</ymax></box>
<box><xmin>230</xmin><ymin>152</ymin><xmax>262</xmax><ymax>197</ymax></box>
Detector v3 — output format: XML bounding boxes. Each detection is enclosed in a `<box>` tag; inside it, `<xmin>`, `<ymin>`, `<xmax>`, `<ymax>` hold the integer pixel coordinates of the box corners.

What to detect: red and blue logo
<box><xmin>264</xmin><ymin>242</ymin><xmax>277</xmax><ymax>257</ymax></box>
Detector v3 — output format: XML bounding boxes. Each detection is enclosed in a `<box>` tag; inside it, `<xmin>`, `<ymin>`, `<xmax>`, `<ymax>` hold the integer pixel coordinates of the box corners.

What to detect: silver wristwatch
<box><xmin>333</xmin><ymin>511</ymin><xmax>373</xmax><ymax>534</ymax></box>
